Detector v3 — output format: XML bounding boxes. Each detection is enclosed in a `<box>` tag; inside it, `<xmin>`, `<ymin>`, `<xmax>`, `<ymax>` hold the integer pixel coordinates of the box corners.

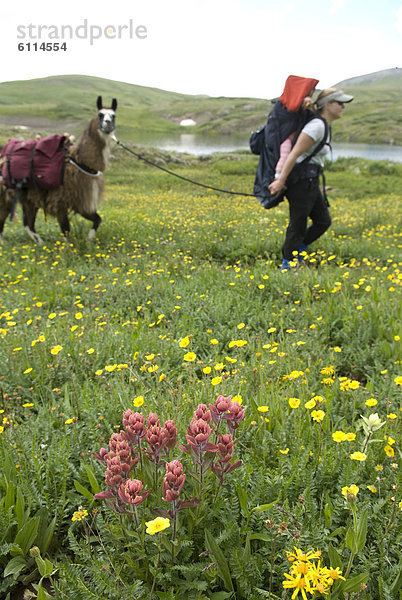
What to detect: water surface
<box><xmin>135</xmin><ymin>132</ymin><xmax>402</xmax><ymax>162</ymax></box>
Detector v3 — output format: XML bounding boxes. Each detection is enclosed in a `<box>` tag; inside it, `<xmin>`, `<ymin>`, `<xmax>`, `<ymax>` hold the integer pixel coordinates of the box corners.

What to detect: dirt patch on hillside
<box><xmin>0</xmin><ymin>115</ymin><xmax>82</xmax><ymax>134</ymax></box>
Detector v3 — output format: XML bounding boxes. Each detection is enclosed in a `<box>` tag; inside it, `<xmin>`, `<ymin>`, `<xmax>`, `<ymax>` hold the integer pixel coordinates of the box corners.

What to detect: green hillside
<box><xmin>332</xmin><ymin>68</ymin><xmax>402</xmax><ymax>144</ymax></box>
<box><xmin>0</xmin><ymin>70</ymin><xmax>401</xmax><ymax>145</ymax></box>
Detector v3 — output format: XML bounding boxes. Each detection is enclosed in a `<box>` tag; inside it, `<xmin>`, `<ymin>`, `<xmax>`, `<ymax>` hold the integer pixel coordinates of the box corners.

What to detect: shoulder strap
<box><xmin>300</xmin><ymin>117</ymin><xmax>330</xmax><ymax>165</ymax></box>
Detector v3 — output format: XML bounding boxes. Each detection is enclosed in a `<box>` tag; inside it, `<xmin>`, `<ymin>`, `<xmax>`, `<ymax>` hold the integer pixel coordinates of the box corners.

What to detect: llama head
<box><xmin>96</xmin><ymin>96</ymin><xmax>118</xmax><ymax>134</ymax></box>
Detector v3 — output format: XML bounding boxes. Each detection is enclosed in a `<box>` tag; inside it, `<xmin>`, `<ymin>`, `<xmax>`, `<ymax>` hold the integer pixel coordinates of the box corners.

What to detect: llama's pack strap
<box><xmin>69</xmin><ymin>159</ymin><xmax>101</xmax><ymax>177</ymax></box>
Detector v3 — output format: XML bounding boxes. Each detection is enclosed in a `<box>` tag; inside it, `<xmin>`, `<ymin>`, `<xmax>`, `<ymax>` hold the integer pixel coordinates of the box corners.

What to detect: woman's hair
<box><xmin>314</xmin><ymin>88</ymin><xmax>339</xmax><ymax>111</ymax></box>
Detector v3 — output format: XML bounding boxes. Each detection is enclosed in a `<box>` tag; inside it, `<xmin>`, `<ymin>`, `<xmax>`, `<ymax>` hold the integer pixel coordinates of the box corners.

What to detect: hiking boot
<box><xmin>281</xmin><ymin>258</ymin><xmax>297</xmax><ymax>272</ymax></box>
<box><xmin>298</xmin><ymin>243</ymin><xmax>309</xmax><ymax>263</ymax></box>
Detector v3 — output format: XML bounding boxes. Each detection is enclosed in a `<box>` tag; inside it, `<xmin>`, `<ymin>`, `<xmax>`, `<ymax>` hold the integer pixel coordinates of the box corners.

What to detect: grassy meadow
<box><xmin>0</xmin><ymin>149</ymin><xmax>401</xmax><ymax>600</ymax></box>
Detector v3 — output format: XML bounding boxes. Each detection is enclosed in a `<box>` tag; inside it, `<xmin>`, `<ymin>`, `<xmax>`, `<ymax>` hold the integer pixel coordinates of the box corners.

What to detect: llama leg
<box><xmin>0</xmin><ymin>189</ymin><xmax>10</xmax><ymax>241</ymax></box>
<box><xmin>0</xmin><ymin>217</ymin><xmax>5</xmax><ymax>242</ymax></box>
<box><xmin>0</xmin><ymin>207</ymin><xmax>8</xmax><ymax>242</ymax></box>
<box><xmin>23</xmin><ymin>201</ymin><xmax>43</xmax><ymax>245</ymax></box>
<box><xmin>80</xmin><ymin>211</ymin><xmax>102</xmax><ymax>239</ymax></box>
<box><xmin>57</xmin><ymin>210</ymin><xmax>71</xmax><ymax>237</ymax></box>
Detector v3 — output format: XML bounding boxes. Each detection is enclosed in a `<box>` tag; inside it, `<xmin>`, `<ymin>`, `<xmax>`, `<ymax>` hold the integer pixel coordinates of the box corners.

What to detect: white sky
<box><xmin>1</xmin><ymin>0</ymin><xmax>401</xmax><ymax>99</ymax></box>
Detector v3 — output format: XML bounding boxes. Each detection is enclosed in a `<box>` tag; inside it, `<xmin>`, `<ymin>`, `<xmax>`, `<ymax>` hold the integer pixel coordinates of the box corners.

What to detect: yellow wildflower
<box><xmin>350</xmin><ymin>452</ymin><xmax>367</xmax><ymax>461</ymax></box>
<box><xmin>311</xmin><ymin>410</ymin><xmax>325</xmax><ymax>423</ymax></box>
<box><xmin>332</xmin><ymin>431</ymin><xmax>347</xmax><ymax>443</ymax></box>
<box><xmin>72</xmin><ymin>509</ymin><xmax>88</xmax><ymax>522</ymax></box>
<box><xmin>50</xmin><ymin>345</ymin><xmax>63</xmax><ymax>355</ymax></box>
<box><xmin>342</xmin><ymin>484</ymin><xmax>359</xmax><ymax>499</ymax></box>
<box><xmin>384</xmin><ymin>445</ymin><xmax>395</xmax><ymax>457</ymax></box>
<box><xmin>145</xmin><ymin>517</ymin><xmax>170</xmax><ymax>535</ymax></box>
<box><xmin>289</xmin><ymin>398</ymin><xmax>301</xmax><ymax>409</ymax></box>
<box><xmin>304</xmin><ymin>399</ymin><xmax>316</xmax><ymax>410</ymax></box>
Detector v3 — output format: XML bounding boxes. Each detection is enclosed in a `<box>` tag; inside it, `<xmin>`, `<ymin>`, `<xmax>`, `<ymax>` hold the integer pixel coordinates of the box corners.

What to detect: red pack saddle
<box><xmin>1</xmin><ymin>134</ymin><xmax>66</xmax><ymax>190</ymax></box>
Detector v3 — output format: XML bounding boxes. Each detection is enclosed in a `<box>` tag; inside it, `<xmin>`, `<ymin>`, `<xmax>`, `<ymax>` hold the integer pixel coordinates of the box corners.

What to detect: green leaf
<box><xmin>205</xmin><ymin>529</ymin><xmax>235</xmax><ymax>593</ymax></box>
<box><xmin>84</xmin><ymin>464</ymin><xmax>100</xmax><ymax>494</ymax></box>
<box><xmin>210</xmin><ymin>593</ymin><xmax>233</xmax><ymax>600</ymax></box>
<box><xmin>4</xmin><ymin>480</ymin><xmax>15</xmax><ymax>512</ymax></box>
<box><xmin>38</xmin><ymin>515</ymin><xmax>57</xmax><ymax>556</ymax></box>
<box><xmin>36</xmin><ymin>579</ymin><xmax>54</xmax><ymax>600</ymax></box>
<box><xmin>356</xmin><ymin>508</ymin><xmax>368</xmax><ymax>552</ymax></box>
<box><xmin>251</xmin><ymin>500</ymin><xmax>278</xmax><ymax>513</ymax></box>
<box><xmin>74</xmin><ymin>479</ymin><xmax>94</xmax><ymax>501</ymax></box>
<box><xmin>14</xmin><ymin>516</ymin><xmax>39</xmax><ymax>555</ymax></box>
<box><xmin>324</xmin><ymin>494</ymin><xmax>333</xmax><ymax>528</ymax></box>
<box><xmin>242</xmin><ymin>532</ymin><xmax>251</xmax><ymax>564</ymax></box>
<box><xmin>10</xmin><ymin>544</ymin><xmax>24</xmax><ymax>557</ymax></box>
<box><xmin>35</xmin><ymin>554</ymin><xmax>49</xmax><ymax>578</ymax></box>
<box><xmin>345</xmin><ymin>525</ymin><xmax>357</xmax><ymax>554</ymax></box>
<box><xmin>327</xmin><ymin>543</ymin><xmax>343</xmax><ymax>570</ymax></box>
<box><xmin>236</xmin><ymin>483</ymin><xmax>249</xmax><ymax>515</ymax></box>
<box><xmin>43</xmin><ymin>558</ymin><xmax>56</xmax><ymax>577</ymax></box>
<box><xmin>390</xmin><ymin>562</ymin><xmax>402</xmax><ymax>595</ymax></box>
<box><xmin>3</xmin><ymin>555</ymin><xmax>27</xmax><ymax>579</ymax></box>
<box><xmin>339</xmin><ymin>572</ymin><xmax>369</xmax><ymax>594</ymax></box>
<box><xmin>15</xmin><ymin>487</ymin><xmax>26</xmax><ymax>529</ymax></box>
<box><xmin>328</xmin><ymin>526</ymin><xmax>345</xmax><ymax>539</ymax></box>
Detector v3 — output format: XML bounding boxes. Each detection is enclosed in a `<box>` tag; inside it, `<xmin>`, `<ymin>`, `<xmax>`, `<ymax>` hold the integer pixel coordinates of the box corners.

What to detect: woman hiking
<box><xmin>268</xmin><ymin>88</ymin><xmax>353</xmax><ymax>271</ymax></box>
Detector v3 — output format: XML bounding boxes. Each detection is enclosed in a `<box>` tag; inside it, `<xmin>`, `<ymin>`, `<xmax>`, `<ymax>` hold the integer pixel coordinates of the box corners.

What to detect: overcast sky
<box><xmin>1</xmin><ymin>0</ymin><xmax>401</xmax><ymax>99</ymax></box>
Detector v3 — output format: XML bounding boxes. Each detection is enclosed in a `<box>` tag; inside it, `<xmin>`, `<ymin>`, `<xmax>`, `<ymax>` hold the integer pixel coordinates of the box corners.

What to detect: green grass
<box><xmin>0</xmin><ymin>154</ymin><xmax>401</xmax><ymax>599</ymax></box>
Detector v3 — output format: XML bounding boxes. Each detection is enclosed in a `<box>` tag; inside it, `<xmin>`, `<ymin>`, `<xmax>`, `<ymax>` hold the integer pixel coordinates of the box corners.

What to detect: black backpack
<box><xmin>251</xmin><ymin>101</ymin><xmax>329</xmax><ymax>209</ymax></box>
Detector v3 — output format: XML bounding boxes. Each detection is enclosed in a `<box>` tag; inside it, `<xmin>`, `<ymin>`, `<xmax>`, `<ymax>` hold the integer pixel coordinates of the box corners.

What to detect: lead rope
<box><xmin>113</xmin><ymin>137</ymin><xmax>256</xmax><ymax>198</ymax></box>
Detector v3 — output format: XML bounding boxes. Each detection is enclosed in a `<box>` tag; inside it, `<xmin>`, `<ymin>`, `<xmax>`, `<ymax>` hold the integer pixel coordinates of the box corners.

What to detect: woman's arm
<box><xmin>268</xmin><ymin>132</ymin><xmax>315</xmax><ymax>196</ymax></box>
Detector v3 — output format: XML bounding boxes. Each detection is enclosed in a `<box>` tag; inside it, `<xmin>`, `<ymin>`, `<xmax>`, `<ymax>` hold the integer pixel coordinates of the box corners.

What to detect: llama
<box><xmin>0</xmin><ymin>96</ymin><xmax>117</xmax><ymax>243</ymax></box>
<box><xmin>0</xmin><ymin>184</ymin><xmax>14</xmax><ymax>243</ymax></box>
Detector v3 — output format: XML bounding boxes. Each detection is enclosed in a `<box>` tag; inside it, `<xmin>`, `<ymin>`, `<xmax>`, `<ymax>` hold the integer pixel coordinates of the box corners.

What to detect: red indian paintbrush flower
<box><xmin>179</xmin><ymin>418</ymin><xmax>218</xmax><ymax>472</ymax></box>
<box><xmin>212</xmin><ymin>433</ymin><xmax>242</xmax><ymax>483</ymax></box>
<box><xmin>123</xmin><ymin>410</ymin><xmax>145</xmax><ymax>445</ymax></box>
<box><xmin>193</xmin><ymin>403</ymin><xmax>212</xmax><ymax>423</ymax></box>
<box><xmin>209</xmin><ymin>395</ymin><xmax>245</xmax><ymax>433</ymax></box>
<box><xmin>147</xmin><ymin>412</ymin><xmax>160</xmax><ymax>428</ymax></box>
<box><xmin>118</xmin><ymin>478</ymin><xmax>151</xmax><ymax>505</ymax></box>
<box><xmin>162</xmin><ymin>459</ymin><xmax>186</xmax><ymax>502</ymax></box>
<box><xmin>145</xmin><ymin>423</ymin><xmax>170</xmax><ymax>464</ymax></box>
<box><xmin>217</xmin><ymin>433</ymin><xmax>234</xmax><ymax>463</ymax></box>
<box><xmin>162</xmin><ymin>419</ymin><xmax>178</xmax><ymax>449</ymax></box>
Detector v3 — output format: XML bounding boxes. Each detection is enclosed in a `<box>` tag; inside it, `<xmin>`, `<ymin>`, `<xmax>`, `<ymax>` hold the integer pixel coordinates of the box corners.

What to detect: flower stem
<box><xmin>171</xmin><ymin>502</ymin><xmax>178</xmax><ymax>564</ymax></box>
<box><xmin>361</xmin><ymin>431</ymin><xmax>372</xmax><ymax>455</ymax></box>
<box><xmin>150</xmin><ymin>537</ymin><xmax>162</xmax><ymax>600</ymax></box>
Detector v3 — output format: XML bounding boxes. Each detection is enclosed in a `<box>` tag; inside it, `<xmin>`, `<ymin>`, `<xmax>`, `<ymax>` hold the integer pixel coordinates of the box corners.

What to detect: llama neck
<box><xmin>76</xmin><ymin>118</ymin><xmax>112</xmax><ymax>172</ymax></box>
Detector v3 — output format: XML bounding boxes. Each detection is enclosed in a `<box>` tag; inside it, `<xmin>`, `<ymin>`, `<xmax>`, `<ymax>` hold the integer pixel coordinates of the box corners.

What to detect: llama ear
<box><xmin>97</xmin><ymin>96</ymin><xmax>103</xmax><ymax>110</ymax></box>
<box><xmin>111</xmin><ymin>98</ymin><xmax>117</xmax><ymax>111</ymax></box>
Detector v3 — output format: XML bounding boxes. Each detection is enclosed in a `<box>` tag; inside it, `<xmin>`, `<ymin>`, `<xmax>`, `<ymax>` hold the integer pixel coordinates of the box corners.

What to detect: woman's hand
<box><xmin>268</xmin><ymin>178</ymin><xmax>286</xmax><ymax>197</ymax></box>
<box><xmin>268</xmin><ymin>132</ymin><xmax>316</xmax><ymax>196</ymax></box>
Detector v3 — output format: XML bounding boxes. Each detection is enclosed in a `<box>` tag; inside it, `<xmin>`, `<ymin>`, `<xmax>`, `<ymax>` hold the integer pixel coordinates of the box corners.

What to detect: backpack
<box><xmin>251</xmin><ymin>75</ymin><xmax>330</xmax><ymax>209</ymax></box>
<box><xmin>1</xmin><ymin>134</ymin><xmax>66</xmax><ymax>191</ymax></box>
<box><xmin>251</xmin><ymin>103</ymin><xmax>329</xmax><ymax>209</ymax></box>
<box><xmin>249</xmin><ymin>126</ymin><xmax>265</xmax><ymax>155</ymax></box>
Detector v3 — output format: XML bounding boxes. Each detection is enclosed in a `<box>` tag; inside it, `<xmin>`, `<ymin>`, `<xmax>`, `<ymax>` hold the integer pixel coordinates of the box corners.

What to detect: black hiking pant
<box><xmin>282</xmin><ymin>177</ymin><xmax>331</xmax><ymax>260</ymax></box>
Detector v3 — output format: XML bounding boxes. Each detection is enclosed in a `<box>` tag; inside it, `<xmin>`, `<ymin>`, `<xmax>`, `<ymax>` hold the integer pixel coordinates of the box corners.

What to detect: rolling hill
<box><xmin>0</xmin><ymin>69</ymin><xmax>401</xmax><ymax>145</ymax></box>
